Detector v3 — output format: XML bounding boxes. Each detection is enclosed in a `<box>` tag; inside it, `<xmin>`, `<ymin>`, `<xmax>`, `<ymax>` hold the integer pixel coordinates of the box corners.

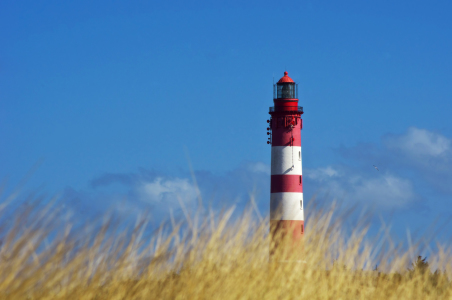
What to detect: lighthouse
<box><xmin>267</xmin><ymin>71</ymin><xmax>304</xmax><ymax>247</ymax></box>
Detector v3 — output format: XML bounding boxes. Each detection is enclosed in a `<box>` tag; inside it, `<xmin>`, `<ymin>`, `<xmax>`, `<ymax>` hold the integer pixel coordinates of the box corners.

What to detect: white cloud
<box><xmin>352</xmin><ymin>175</ymin><xmax>415</xmax><ymax>208</ymax></box>
<box><xmin>139</xmin><ymin>177</ymin><xmax>198</xmax><ymax>204</ymax></box>
<box><xmin>305</xmin><ymin>166</ymin><xmax>339</xmax><ymax>181</ymax></box>
<box><xmin>384</xmin><ymin>127</ymin><xmax>452</xmax><ymax>159</ymax></box>
<box><xmin>305</xmin><ymin>166</ymin><xmax>417</xmax><ymax>209</ymax></box>
<box><xmin>336</xmin><ymin>127</ymin><xmax>452</xmax><ymax>194</ymax></box>
<box><xmin>381</xmin><ymin>128</ymin><xmax>452</xmax><ymax>193</ymax></box>
<box><xmin>246</xmin><ymin>162</ymin><xmax>271</xmax><ymax>175</ymax></box>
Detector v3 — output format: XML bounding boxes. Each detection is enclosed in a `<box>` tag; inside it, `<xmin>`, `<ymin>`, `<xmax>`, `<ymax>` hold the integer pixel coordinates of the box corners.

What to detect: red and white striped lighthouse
<box><xmin>267</xmin><ymin>71</ymin><xmax>304</xmax><ymax>245</ymax></box>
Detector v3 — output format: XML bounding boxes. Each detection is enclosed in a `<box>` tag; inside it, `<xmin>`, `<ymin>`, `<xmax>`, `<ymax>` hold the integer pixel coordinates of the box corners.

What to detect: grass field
<box><xmin>0</xmin><ymin>198</ymin><xmax>451</xmax><ymax>300</ymax></box>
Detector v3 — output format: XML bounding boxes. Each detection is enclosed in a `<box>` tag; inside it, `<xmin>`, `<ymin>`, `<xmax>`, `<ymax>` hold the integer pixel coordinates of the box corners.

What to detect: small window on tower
<box><xmin>301</xmin><ymin>225</ymin><xmax>304</xmax><ymax>233</ymax></box>
<box><xmin>298</xmin><ymin>151</ymin><xmax>301</xmax><ymax>160</ymax></box>
<box><xmin>300</xmin><ymin>200</ymin><xmax>303</xmax><ymax>210</ymax></box>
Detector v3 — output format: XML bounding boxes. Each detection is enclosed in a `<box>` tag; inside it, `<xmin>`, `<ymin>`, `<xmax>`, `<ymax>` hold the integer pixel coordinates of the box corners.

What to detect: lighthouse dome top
<box><xmin>277</xmin><ymin>71</ymin><xmax>294</xmax><ymax>84</ymax></box>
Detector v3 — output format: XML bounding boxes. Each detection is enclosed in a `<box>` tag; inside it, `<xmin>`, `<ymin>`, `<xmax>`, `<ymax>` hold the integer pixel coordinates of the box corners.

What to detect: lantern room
<box><xmin>273</xmin><ymin>71</ymin><xmax>298</xmax><ymax>99</ymax></box>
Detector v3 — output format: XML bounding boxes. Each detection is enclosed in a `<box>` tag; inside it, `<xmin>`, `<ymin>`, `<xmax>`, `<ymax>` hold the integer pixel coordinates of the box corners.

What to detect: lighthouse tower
<box><xmin>267</xmin><ymin>71</ymin><xmax>304</xmax><ymax>245</ymax></box>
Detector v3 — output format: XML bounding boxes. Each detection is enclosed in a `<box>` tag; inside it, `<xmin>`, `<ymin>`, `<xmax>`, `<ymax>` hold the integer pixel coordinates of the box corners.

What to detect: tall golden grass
<box><xmin>0</xmin><ymin>198</ymin><xmax>451</xmax><ymax>299</ymax></box>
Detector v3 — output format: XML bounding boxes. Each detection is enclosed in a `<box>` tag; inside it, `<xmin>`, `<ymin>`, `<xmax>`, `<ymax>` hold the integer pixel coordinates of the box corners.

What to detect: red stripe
<box><xmin>269</xmin><ymin>220</ymin><xmax>304</xmax><ymax>258</ymax></box>
<box><xmin>270</xmin><ymin>116</ymin><xmax>302</xmax><ymax>146</ymax></box>
<box><xmin>273</xmin><ymin>100</ymin><xmax>298</xmax><ymax>111</ymax></box>
<box><xmin>271</xmin><ymin>175</ymin><xmax>303</xmax><ymax>193</ymax></box>
<box><xmin>270</xmin><ymin>220</ymin><xmax>304</xmax><ymax>239</ymax></box>
<box><xmin>271</xmin><ymin>130</ymin><xmax>301</xmax><ymax>146</ymax></box>
<box><xmin>274</xmin><ymin>99</ymin><xmax>298</xmax><ymax>104</ymax></box>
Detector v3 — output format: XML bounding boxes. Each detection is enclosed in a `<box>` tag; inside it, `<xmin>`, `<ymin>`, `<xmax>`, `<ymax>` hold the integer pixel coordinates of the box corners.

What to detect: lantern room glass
<box><xmin>274</xmin><ymin>82</ymin><xmax>298</xmax><ymax>99</ymax></box>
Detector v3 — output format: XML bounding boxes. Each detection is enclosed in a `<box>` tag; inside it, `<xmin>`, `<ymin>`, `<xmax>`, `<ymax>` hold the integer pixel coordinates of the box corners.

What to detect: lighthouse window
<box><xmin>300</xmin><ymin>200</ymin><xmax>303</xmax><ymax>210</ymax></box>
<box><xmin>276</xmin><ymin>82</ymin><xmax>296</xmax><ymax>99</ymax></box>
<box><xmin>298</xmin><ymin>151</ymin><xmax>301</xmax><ymax>160</ymax></box>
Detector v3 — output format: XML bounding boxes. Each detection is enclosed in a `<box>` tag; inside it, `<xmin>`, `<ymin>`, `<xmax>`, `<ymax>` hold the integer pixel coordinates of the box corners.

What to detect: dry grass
<box><xmin>0</xmin><ymin>199</ymin><xmax>451</xmax><ymax>300</ymax></box>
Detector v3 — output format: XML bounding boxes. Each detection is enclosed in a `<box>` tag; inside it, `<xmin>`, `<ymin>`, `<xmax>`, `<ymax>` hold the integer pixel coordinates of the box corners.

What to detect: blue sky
<box><xmin>1</xmin><ymin>1</ymin><xmax>452</xmax><ymax>245</ymax></box>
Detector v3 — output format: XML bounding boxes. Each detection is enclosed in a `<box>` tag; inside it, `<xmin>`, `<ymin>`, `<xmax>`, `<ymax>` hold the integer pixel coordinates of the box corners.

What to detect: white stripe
<box><xmin>271</xmin><ymin>146</ymin><xmax>302</xmax><ymax>175</ymax></box>
<box><xmin>270</xmin><ymin>192</ymin><xmax>304</xmax><ymax>221</ymax></box>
